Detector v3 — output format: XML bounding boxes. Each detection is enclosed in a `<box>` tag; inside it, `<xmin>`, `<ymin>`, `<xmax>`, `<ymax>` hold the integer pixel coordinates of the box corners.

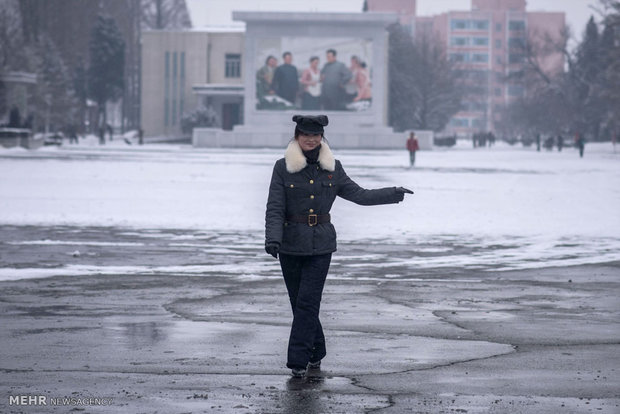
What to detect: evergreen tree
<box><xmin>88</xmin><ymin>13</ymin><xmax>125</xmax><ymax>142</ymax></box>
<box><xmin>574</xmin><ymin>16</ymin><xmax>603</xmax><ymax>139</ymax></box>
<box><xmin>0</xmin><ymin>0</ymin><xmax>26</xmax><ymax>118</ymax></box>
<box><xmin>388</xmin><ymin>23</ymin><xmax>417</xmax><ymax>131</ymax></box>
<box><xmin>0</xmin><ymin>0</ymin><xmax>25</xmax><ymax>70</ymax></box>
<box><xmin>598</xmin><ymin>22</ymin><xmax>620</xmax><ymax>138</ymax></box>
<box><xmin>72</xmin><ymin>58</ymin><xmax>88</xmax><ymax>133</ymax></box>
<box><xmin>35</xmin><ymin>35</ymin><xmax>78</xmax><ymax>132</ymax></box>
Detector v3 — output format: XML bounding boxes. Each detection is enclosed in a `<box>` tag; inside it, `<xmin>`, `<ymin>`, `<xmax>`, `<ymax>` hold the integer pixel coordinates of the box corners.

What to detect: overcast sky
<box><xmin>186</xmin><ymin>0</ymin><xmax>599</xmax><ymax>42</ymax></box>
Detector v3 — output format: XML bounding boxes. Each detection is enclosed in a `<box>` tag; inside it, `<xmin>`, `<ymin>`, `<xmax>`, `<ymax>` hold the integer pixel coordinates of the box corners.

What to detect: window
<box><xmin>451</xmin><ymin>37</ymin><xmax>469</xmax><ymax>46</ymax></box>
<box><xmin>462</xmin><ymin>101</ymin><xmax>487</xmax><ymax>111</ymax></box>
<box><xmin>465</xmin><ymin>69</ymin><xmax>488</xmax><ymax>80</ymax></box>
<box><xmin>225</xmin><ymin>54</ymin><xmax>241</xmax><ymax>78</ymax></box>
<box><xmin>509</xmin><ymin>53</ymin><xmax>524</xmax><ymax>64</ymax></box>
<box><xmin>495</xmin><ymin>87</ymin><xmax>502</xmax><ymax>96</ymax></box>
<box><xmin>472</xmin><ymin>118</ymin><xmax>485</xmax><ymax>128</ymax></box>
<box><xmin>496</xmin><ymin>55</ymin><xmax>503</xmax><ymax>64</ymax></box>
<box><xmin>508</xmin><ymin>85</ymin><xmax>524</xmax><ymax>96</ymax></box>
<box><xmin>472</xmin><ymin>53</ymin><xmax>489</xmax><ymax>63</ymax></box>
<box><xmin>471</xmin><ymin>20</ymin><xmax>489</xmax><ymax>30</ymax></box>
<box><xmin>164</xmin><ymin>52</ymin><xmax>169</xmax><ymax>127</ymax></box>
<box><xmin>450</xmin><ymin>118</ymin><xmax>469</xmax><ymax>127</ymax></box>
<box><xmin>451</xmin><ymin>19</ymin><xmax>469</xmax><ymax>30</ymax></box>
<box><xmin>495</xmin><ymin>39</ymin><xmax>502</xmax><ymax>49</ymax></box>
<box><xmin>172</xmin><ymin>52</ymin><xmax>177</xmax><ymax>126</ymax></box>
<box><xmin>180</xmin><ymin>52</ymin><xmax>185</xmax><ymax>119</ymax></box>
<box><xmin>508</xmin><ymin>37</ymin><xmax>525</xmax><ymax>48</ymax></box>
<box><xmin>449</xmin><ymin>53</ymin><xmax>468</xmax><ymax>62</ymax></box>
<box><xmin>495</xmin><ymin>22</ymin><xmax>502</xmax><ymax>32</ymax></box>
<box><xmin>467</xmin><ymin>85</ymin><xmax>488</xmax><ymax>94</ymax></box>
<box><xmin>472</xmin><ymin>37</ymin><xmax>489</xmax><ymax>46</ymax></box>
<box><xmin>509</xmin><ymin>20</ymin><xmax>526</xmax><ymax>31</ymax></box>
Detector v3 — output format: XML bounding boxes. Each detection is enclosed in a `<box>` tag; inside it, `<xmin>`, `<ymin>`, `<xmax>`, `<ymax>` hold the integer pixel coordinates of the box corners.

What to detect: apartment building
<box><xmin>369</xmin><ymin>0</ymin><xmax>565</xmax><ymax>135</ymax></box>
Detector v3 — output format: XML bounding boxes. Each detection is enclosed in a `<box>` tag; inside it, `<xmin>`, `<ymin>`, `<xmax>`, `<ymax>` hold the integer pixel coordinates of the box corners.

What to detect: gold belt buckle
<box><xmin>308</xmin><ymin>214</ymin><xmax>318</xmax><ymax>226</ymax></box>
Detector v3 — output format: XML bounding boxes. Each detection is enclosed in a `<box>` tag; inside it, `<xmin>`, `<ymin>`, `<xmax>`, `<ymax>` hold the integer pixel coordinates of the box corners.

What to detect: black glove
<box><xmin>265</xmin><ymin>242</ymin><xmax>280</xmax><ymax>259</ymax></box>
<box><xmin>394</xmin><ymin>186</ymin><xmax>414</xmax><ymax>201</ymax></box>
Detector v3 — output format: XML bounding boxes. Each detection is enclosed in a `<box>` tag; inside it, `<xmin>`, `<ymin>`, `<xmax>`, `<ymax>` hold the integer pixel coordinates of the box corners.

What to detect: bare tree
<box><xmin>388</xmin><ymin>24</ymin><xmax>462</xmax><ymax>132</ymax></box>
<box><xmin>141</xmin><ymin>0</ymin><xmax>192</xmax><ymax>30</ymax></box>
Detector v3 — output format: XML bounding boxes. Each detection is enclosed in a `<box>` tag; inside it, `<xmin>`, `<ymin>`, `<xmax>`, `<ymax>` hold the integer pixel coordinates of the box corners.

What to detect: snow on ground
<box><xmin>0</xmin><ymin>140</ymin><xmax>619</xmax><ymax>276</ymax></box>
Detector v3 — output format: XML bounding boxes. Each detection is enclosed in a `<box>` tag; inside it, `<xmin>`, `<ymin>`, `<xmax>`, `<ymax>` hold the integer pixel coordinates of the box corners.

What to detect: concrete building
<box><xmin>193</xmin><ymin>11</ymin><xmax>411</xmax><ymax>149</ymax></box>
<box><xmin>367</xmin><ymin>0</ymin><xmax>565</xmax><ymax>135</ymax></box>
<box><xmin>140</xmin><ymin>28</ymin><xmax>244</xmax><ymax>138</ymax></box>
<box><xmin>141</xmin><ymin>1</ymin><xmax>565</xmax><ymax>143</ymax></box>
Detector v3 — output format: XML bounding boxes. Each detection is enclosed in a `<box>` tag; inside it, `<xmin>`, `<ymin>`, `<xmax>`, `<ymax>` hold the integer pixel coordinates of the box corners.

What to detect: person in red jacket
<box><xmin>406</xmin><ymin>132</ymin><xmax>420</xmax><ymax>167</ymax></box>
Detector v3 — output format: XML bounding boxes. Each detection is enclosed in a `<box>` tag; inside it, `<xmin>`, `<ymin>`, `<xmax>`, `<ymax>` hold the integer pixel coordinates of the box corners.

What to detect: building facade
<box><xmin>141</xmin><ymin>29</ymin><xmax>244</xmax><ymax>138</ymax></box>
<box><xmin>368</xmin><ymin>0</ymin><xmax>565</xmax><ymax>135</ymax></box>
<box><xmin>193</xmin><ymin>11</ymin><xmax>406</xmax><ymax>149</ymax></box>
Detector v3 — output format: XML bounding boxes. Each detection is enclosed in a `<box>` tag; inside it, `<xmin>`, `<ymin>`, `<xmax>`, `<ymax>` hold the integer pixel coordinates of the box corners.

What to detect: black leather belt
<box><xmin>286</xmin><ymin>214</ymin><xmax>330</xmax><ymax>227</ymax></box>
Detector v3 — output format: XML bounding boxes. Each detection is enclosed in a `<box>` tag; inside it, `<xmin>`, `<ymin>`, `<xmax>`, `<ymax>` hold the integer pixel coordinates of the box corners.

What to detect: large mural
<box><xmin>255</xmin><ymin>37</ymin><xmax>373</xmax><ymax>112</ymax></box>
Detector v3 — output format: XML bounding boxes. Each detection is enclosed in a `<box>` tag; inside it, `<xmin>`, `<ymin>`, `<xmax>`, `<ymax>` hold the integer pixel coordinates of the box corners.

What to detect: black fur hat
<box><xmin>292</xmin><ymin>115</ymin><xmax>329</xmax><ymax>134</ymax></box>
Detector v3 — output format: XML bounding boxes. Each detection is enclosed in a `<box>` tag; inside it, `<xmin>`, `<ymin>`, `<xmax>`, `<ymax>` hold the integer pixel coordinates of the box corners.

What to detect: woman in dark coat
<box><xmin>265</xmin><ymin>115</ymin><xmax>413</xmax><ymax>378</ymax></box>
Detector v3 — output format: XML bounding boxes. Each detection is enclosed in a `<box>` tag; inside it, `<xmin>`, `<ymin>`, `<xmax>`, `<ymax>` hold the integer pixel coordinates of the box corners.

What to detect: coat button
<box><xmin>310</xmin><ymin>195</ymin><xmax>314</xmax><ymax>199</ymax></box>
<box><xmin>309</xmin><ymin>209</ymin><xmax>314</xmax><ymax>213</ymax></box>
<box><xmin>329</xmin><ymin>183</ymin><xmax>332</xmax><ymax>187</ymax></box>
<box><xmin>290</xmin><ymin>184</ymin><xmax>294</xmax><ymax>188</ymax></box>
<box><xmin>309</xmin><ymin>180</ymin><xmax>314</xmax><ymax>184</ymax></box>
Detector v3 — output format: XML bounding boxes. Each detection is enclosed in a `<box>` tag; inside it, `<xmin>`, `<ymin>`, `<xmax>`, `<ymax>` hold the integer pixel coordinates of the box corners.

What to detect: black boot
<box><xmin>291</xmin><ymin>367</ymin><xmax>306</xmax><ymax>378</ymax></box>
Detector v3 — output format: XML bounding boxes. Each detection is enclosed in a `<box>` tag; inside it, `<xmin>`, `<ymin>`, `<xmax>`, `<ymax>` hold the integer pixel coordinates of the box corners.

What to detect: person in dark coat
<box><xmin>271</xmin><ymin>52</ymin><xmax>299</xmax><ymax>105</ymax></box>
<box><xmin>320</xmin><ymin>49</ymin><xmax>352</xmax><ymax>110</ymax></box>
<box><xmin>265</xmin><ymin>115</ymin><xmax>413</xmax><ymax>378</ymax></box>
<box><xmin>575</xmin><ymin>132</ymin><xmax>585</xmax><ymax>158</ymax></box>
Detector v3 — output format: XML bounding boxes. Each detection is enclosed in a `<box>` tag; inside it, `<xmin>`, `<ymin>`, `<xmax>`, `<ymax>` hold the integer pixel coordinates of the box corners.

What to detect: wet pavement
<box><xmin>0</xmin><ymin>225</ymin><xmax>619</xmax><ymax>413</ymax></box>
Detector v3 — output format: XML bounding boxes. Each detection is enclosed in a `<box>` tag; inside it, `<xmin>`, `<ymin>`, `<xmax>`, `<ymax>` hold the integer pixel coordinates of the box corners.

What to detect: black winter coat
<box><xmin>265</xmin><ymin>140</ymin><xmax>404</xmax><ymax>256</ymax></box>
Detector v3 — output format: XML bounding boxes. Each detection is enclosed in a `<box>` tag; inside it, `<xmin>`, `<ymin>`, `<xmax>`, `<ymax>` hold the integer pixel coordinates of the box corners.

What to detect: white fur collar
<box><xmin>284</xmin><ymin>140</ymin><xmax>336</xmax><ymax>173</ymax></box>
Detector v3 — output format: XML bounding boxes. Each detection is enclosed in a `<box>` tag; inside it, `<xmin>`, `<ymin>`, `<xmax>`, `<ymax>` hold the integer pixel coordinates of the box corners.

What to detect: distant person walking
<box><xmin>106</xmin><ymin>123</ymin><xmax>114</xmax><ymax>141</ymax></box>
<box><xmin>265</xmin><ymin>115</ymin><xmax>413</xmax><ymax>378</ymax></box>
<box><xmin>557</xmin><ymin>134</ymin><xmax>564</xmax><ymax>152</ymax></box>
<box><xmin>406</xmin><ymin>132</ymin><xmax>420</xmax><ymax>167</ymax></box>
<box><xmin>487</xmin><ymin>132</ymin><xmax>496</xmax><ymax>147</ymax></box>
<box><xmin>536</xmin><ymin>133</ymin><xmax>541</xmax><ymax>152</ymax></box>
<box><xmin>98</xmin><ymin>126</ymin><xmax>105</xmax><ymax>145</ymax></box>
<box><xmin>575</xmin><ymin>132</ymin><xmax>585</xmax><ymax>158</ymax></box>
<box><xmin>67</xmin><ymin>124</ymin><xmax>78</xmax><ymax>144</ymax></box>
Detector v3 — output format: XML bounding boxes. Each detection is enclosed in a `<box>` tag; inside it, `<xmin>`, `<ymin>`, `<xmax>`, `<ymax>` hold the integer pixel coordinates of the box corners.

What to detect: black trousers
<box><xmin>409</xmin><ymin>151</ymin><xmax>416</xmax><ymax>166</ymax></box>
<box><xmin>279</xmin><ymin>252</ymin><xmax>332</xmax><ymax>369</ymax></box>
